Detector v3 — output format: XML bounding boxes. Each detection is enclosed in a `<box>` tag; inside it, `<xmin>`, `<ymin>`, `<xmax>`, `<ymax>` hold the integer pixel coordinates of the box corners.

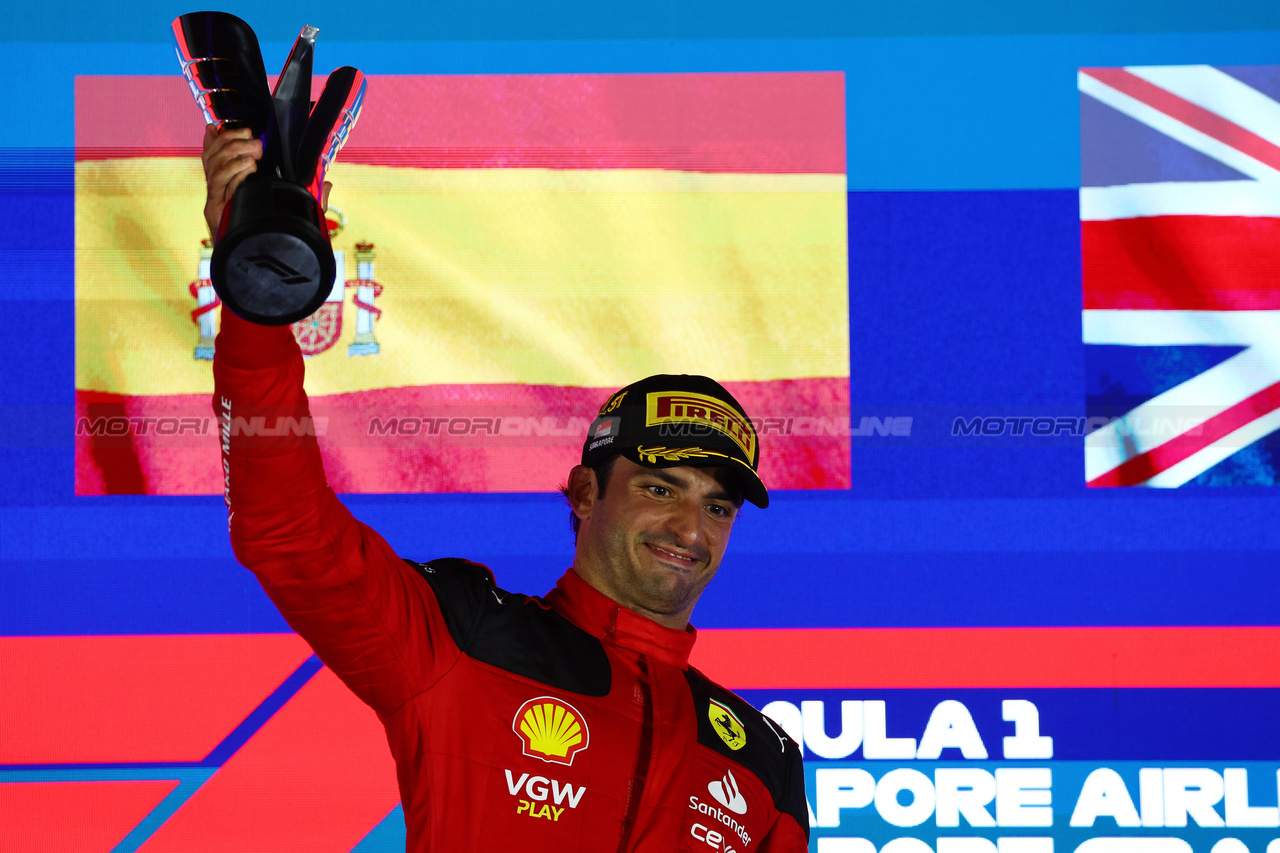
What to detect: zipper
<box><xmin>616</xmin><ymin>654</ymin><xmax>653</xmax><ymax>852</ymax></box>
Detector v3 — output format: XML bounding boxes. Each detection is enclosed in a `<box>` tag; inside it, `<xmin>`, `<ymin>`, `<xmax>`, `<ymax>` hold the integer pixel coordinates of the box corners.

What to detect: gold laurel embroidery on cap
<box><xmin>634</xmin><ymin>446</ymin><xmax>729</xmax><ymax>463</ymax></box>
<box><xmin>634</xmin><ymin>448</ymin><xmax>762</xmax><ymax>487</ymax></box>
<box><xmin>519</xmin><ymin>701</ymin><xmax>584</xmax><ymax>759</ymax></box>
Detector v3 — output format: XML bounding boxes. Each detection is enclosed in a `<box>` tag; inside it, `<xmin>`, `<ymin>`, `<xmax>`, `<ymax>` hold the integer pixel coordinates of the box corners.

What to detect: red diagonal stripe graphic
<box><xmin>137</xmin><ymin>666</ymin><xmax>398</xmax><ymax>853</ymax></box>
<box><xmin>1083</xmin><ymin>67</ymin><xmax>1280</xmax><ymax>173</ymax></box>
<box><xmin>1087</xmin><ymin>380</ymin><xmax>1280</xmax><ymax>487</ymax></box>
<box><xmin>0</xmin><ymin>781</ymin><xmax>177</xmax><ymax>853</ymax></box>
<box><xmin>0</xmin><ymin>634</ymin><xmax>313</xmax><ymax>764</ymax></box>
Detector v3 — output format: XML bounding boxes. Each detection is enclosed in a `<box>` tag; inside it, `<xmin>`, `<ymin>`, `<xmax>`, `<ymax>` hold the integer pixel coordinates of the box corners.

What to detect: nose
<box><xmin>664</xmin><ymin>495</ymin><xmax>704</xmax><ymax>547</ymax></box>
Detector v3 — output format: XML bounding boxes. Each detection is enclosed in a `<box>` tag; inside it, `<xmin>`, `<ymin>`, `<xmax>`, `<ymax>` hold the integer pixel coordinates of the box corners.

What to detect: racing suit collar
<box><xmin>547</xmin><ymin>568</ymin><xmax>697</xmax><ymax>669</ymax></box>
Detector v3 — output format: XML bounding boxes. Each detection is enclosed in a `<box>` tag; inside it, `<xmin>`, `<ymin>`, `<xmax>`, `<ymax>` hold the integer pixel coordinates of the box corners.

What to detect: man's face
<box><xmin>571</xmin><ymin>456</ymin><xmax>741</xmax><ymax>628</ymax></box>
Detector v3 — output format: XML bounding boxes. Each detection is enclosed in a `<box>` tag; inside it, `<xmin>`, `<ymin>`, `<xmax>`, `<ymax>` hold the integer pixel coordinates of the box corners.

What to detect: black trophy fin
<box><xmin>269</xmin><ymin>25</ymin><xmax>318</xmax><ymax>184</ymax></box>
<box><xmin>295</xmin><ymin>66</ymin><xmax>366</xmax><ymax>198</ymax></box>
<box><xmin>171</xmin><ymin>12</ymin><xmax>272</xmax><ymax>135</ymax></box>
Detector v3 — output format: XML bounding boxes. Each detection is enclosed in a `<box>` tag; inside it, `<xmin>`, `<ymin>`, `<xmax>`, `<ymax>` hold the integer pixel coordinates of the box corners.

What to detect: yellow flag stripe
<box><xmin>77</xmin><ymin>159</ymin><xmax>849</xmax><ymax>396</ymax></box>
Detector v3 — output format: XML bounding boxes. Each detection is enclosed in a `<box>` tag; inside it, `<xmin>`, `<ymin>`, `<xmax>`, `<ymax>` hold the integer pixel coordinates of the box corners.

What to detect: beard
<box><xmin>599</xmin><ymin>525</ymin><xmax>712</xmax><ymax>617</ymax></box>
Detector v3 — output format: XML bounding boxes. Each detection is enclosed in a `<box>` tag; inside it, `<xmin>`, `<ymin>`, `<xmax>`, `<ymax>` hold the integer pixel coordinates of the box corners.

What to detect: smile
<box><xmin>645</xmin><ymin>543</ymin><xmax>700</xmax><ymax>568</ymax></box>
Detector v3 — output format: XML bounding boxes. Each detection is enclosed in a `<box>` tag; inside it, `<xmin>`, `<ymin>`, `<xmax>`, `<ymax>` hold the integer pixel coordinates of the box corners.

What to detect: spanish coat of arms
<box><xmin>188</xmin><ymin>206</ymin><xmax>383</xmax><ymax>359</ymax></box>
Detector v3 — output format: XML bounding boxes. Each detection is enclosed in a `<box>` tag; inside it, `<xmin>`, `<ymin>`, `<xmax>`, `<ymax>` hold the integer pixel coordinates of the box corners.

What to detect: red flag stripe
<box><xmin>1086</xmin><ymin>380</ymin><xmax>1280</xmax><ymax>487</ymax></box>
<box><xmin>1082</xmin><ymin>67</ymin><xmax>1280</xmax><ymax>173</ymax></box>
<box><xmin>693</xmin><ymin>626</ymin><xmax>1280</xmax><ymax>689</ymax></box>
<box><xmin>1082</xmin><ymin>216</ymin><xmax>1280</xmax><ymax>310</ymax></box>
<box><xmin>75</xmin><ymin>74</ymin><xmax>846</xmax><ymax>174</ymax></box>
<box><xmin>74</xmin><ymin>378</ymin><xmax>851</xmax><ymax>496</ymax></box>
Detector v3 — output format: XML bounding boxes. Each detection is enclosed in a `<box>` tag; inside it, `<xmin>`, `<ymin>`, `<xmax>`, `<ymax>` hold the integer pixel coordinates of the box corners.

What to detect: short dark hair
<box><xmin>560</xmin><ymin>455</ymin><xmax>620</xmax><ymax>541</ymax></box>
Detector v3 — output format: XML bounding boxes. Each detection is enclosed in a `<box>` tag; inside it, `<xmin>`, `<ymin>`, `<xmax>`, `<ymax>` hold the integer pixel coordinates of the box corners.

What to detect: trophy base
<box><xmin>194</xmin><ymin>336</ymin><xmax>216</xmax><ymax>361</ymax></box>
<box><xmin>212</xmin><ymin>178</ymin><xmax>335</xmax><ymax>326</ymax></box>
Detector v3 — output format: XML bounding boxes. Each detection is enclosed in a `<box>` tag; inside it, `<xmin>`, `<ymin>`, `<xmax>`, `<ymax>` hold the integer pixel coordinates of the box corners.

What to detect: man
<box><xmin>204</xmin><ymin>125</ymin><xmax>809</xmax><ymax>852</ymax></box>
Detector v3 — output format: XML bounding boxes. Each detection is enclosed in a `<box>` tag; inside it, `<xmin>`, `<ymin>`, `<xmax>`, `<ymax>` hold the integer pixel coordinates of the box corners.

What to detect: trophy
<box><xmin>172</xmin><ymin>12</ymin><xmax>366</xmax><ymax>325</ymax></box>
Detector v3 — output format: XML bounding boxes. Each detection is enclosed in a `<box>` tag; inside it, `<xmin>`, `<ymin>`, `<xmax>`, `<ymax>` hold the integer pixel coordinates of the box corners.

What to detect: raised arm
<box><xmin>206</xmin><ymin>124</ymin><xmax>453</xmax><ymax>718</ymax></box>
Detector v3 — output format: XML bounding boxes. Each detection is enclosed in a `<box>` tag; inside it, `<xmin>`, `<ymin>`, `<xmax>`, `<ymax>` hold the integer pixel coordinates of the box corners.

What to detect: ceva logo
<box><xmin>513</xmin><ymin>696</ymin><xmax>590</xmax><ymax>766</ymax></box>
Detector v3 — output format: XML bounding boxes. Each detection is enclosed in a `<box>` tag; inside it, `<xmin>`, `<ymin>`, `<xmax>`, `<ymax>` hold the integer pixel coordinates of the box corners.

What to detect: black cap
<box><xmin>582</xmin><ymin>374</ymin><xmax>768</xmax><ymax>508</ymax></box>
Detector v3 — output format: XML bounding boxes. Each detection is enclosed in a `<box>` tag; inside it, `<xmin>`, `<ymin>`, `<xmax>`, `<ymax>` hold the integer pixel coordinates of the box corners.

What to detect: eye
<box><xmin>646</xmin><ymin>483</ymin><xmax>671</xmax><ymax>497</ymax></box>
<box><xmin>706</xmin><ymin>503</ymin><xmax>735</xmax><ymax>520</ymax></box>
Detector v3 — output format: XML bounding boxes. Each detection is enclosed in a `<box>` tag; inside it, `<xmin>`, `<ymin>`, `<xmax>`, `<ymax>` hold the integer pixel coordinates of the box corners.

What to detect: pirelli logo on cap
<box><xmin>645</xmin><ymin>392</ymin><xmax>756</xmax><ymax>461</ymax></box>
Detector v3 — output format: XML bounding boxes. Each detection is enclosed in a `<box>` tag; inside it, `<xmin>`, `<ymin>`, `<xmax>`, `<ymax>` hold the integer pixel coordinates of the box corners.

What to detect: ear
<box><xmin>565</xmin><ymin>465</ymin><xmax>598</xmax><ymax>525</ymax></box>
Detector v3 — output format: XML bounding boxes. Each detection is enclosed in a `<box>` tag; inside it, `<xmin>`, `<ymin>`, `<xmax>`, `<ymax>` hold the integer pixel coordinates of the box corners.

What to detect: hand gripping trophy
<box><xmin>172</xmin><ymin>12</ymin><xmax>366</xmax><ymax>325</ymax></box>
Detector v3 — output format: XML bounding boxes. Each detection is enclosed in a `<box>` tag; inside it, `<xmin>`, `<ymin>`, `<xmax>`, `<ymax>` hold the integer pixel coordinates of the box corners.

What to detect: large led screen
<box><xmin>2</xmin><ymin>9</ymin><xmax>1279</xmax><ymax>853</ymax></box>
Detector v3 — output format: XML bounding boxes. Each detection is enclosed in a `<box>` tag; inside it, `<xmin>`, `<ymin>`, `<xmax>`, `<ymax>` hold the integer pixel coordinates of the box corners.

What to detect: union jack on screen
<box><xmin>1080</xmin><ymin>65</ymin><xmax>1280</xmax><ymax>487</ymax></box>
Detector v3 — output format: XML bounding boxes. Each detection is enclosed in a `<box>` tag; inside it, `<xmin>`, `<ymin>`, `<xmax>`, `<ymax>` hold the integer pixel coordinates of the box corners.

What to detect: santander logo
<box><xmin>708</xmin><ymin>769</ymin><xmax>747</xmax><ymax>815</ymax></box>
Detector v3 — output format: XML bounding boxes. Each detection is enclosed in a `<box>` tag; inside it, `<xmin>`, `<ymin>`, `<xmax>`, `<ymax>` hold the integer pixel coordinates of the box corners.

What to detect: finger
<box><xmin>202</xmin><ymin>127</ymin><xmax>258</xmax><ymax>173</ymax></box>
<box><xmin>203</xmin><ymin>137</ymin><xmax>262</xmax><ymax>180</ymax></box>
<box><xmin>224</xmin><ymin>160</ymin><xmax>258</xmax><ymax>201</ymax></box>
<box><xmin>216</xmin><ymin>124</ymin><xmax>253</xmax><ymax>141</ymax></box>
<box><xmin>320</xmin><ymin>180</ymin><xmax>332</xmax><ymax>211</ymax></box>
<box><xmin>207</xmin><ymin>151</ymin><xmax>258</xmax><ymax>191</ymax></box>
<box><xmin>206</xmin><ymin>133</ymin><xmax>260</xmax><ymax>163</ymax></box>
<box><xmin>208</xmin><ymin>155</ymin><xmax>258</xmax><ymax>204</ymax></box>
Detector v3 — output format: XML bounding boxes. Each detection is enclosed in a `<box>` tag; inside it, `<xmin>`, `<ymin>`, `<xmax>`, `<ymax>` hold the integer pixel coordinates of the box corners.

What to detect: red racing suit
<box><xmin>213</xmin><ymin>307</ymin><xmax>810</xmax><ymax>852</ymax></box>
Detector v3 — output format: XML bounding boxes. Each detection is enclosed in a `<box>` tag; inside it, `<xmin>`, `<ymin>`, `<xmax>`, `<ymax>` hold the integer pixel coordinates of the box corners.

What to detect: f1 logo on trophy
<box><xmin>172</xmin><ymin>12</ymin><xmax>366</xmax><ymax>325</ymax></box>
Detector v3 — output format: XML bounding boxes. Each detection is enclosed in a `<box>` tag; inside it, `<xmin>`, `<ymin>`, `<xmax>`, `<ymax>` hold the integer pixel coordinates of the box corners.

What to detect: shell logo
<box><xmin>512</xmin><ymin>696</ymin><xmax>591</xmax><ymax>766</ymax></box>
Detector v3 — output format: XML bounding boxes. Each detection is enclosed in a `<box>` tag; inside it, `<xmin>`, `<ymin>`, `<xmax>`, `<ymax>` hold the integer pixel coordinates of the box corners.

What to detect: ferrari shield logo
<box><xmin>708</xmin><ymin>698</ymin><xmax>746</xmax><ymax>751</ymax></box>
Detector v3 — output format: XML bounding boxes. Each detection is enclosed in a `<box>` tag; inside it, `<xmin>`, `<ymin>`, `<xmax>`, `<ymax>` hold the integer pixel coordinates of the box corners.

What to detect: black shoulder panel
<box><xmin>684</xmin><ymin>667</ymin><xmax>810</xmax><ymax>840</ymax></box>
<box><xmin>405</xmin><ymin>558</ymin><xmax>611</xmax><ymax>698</ymax></box>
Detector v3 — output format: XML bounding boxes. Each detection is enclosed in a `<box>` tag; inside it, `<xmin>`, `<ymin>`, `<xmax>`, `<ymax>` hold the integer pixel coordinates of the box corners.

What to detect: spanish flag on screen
<box><xmin>75</xmin><ymin>73</ymin><xmax>849</xmax><ymax>495</ymax></box>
